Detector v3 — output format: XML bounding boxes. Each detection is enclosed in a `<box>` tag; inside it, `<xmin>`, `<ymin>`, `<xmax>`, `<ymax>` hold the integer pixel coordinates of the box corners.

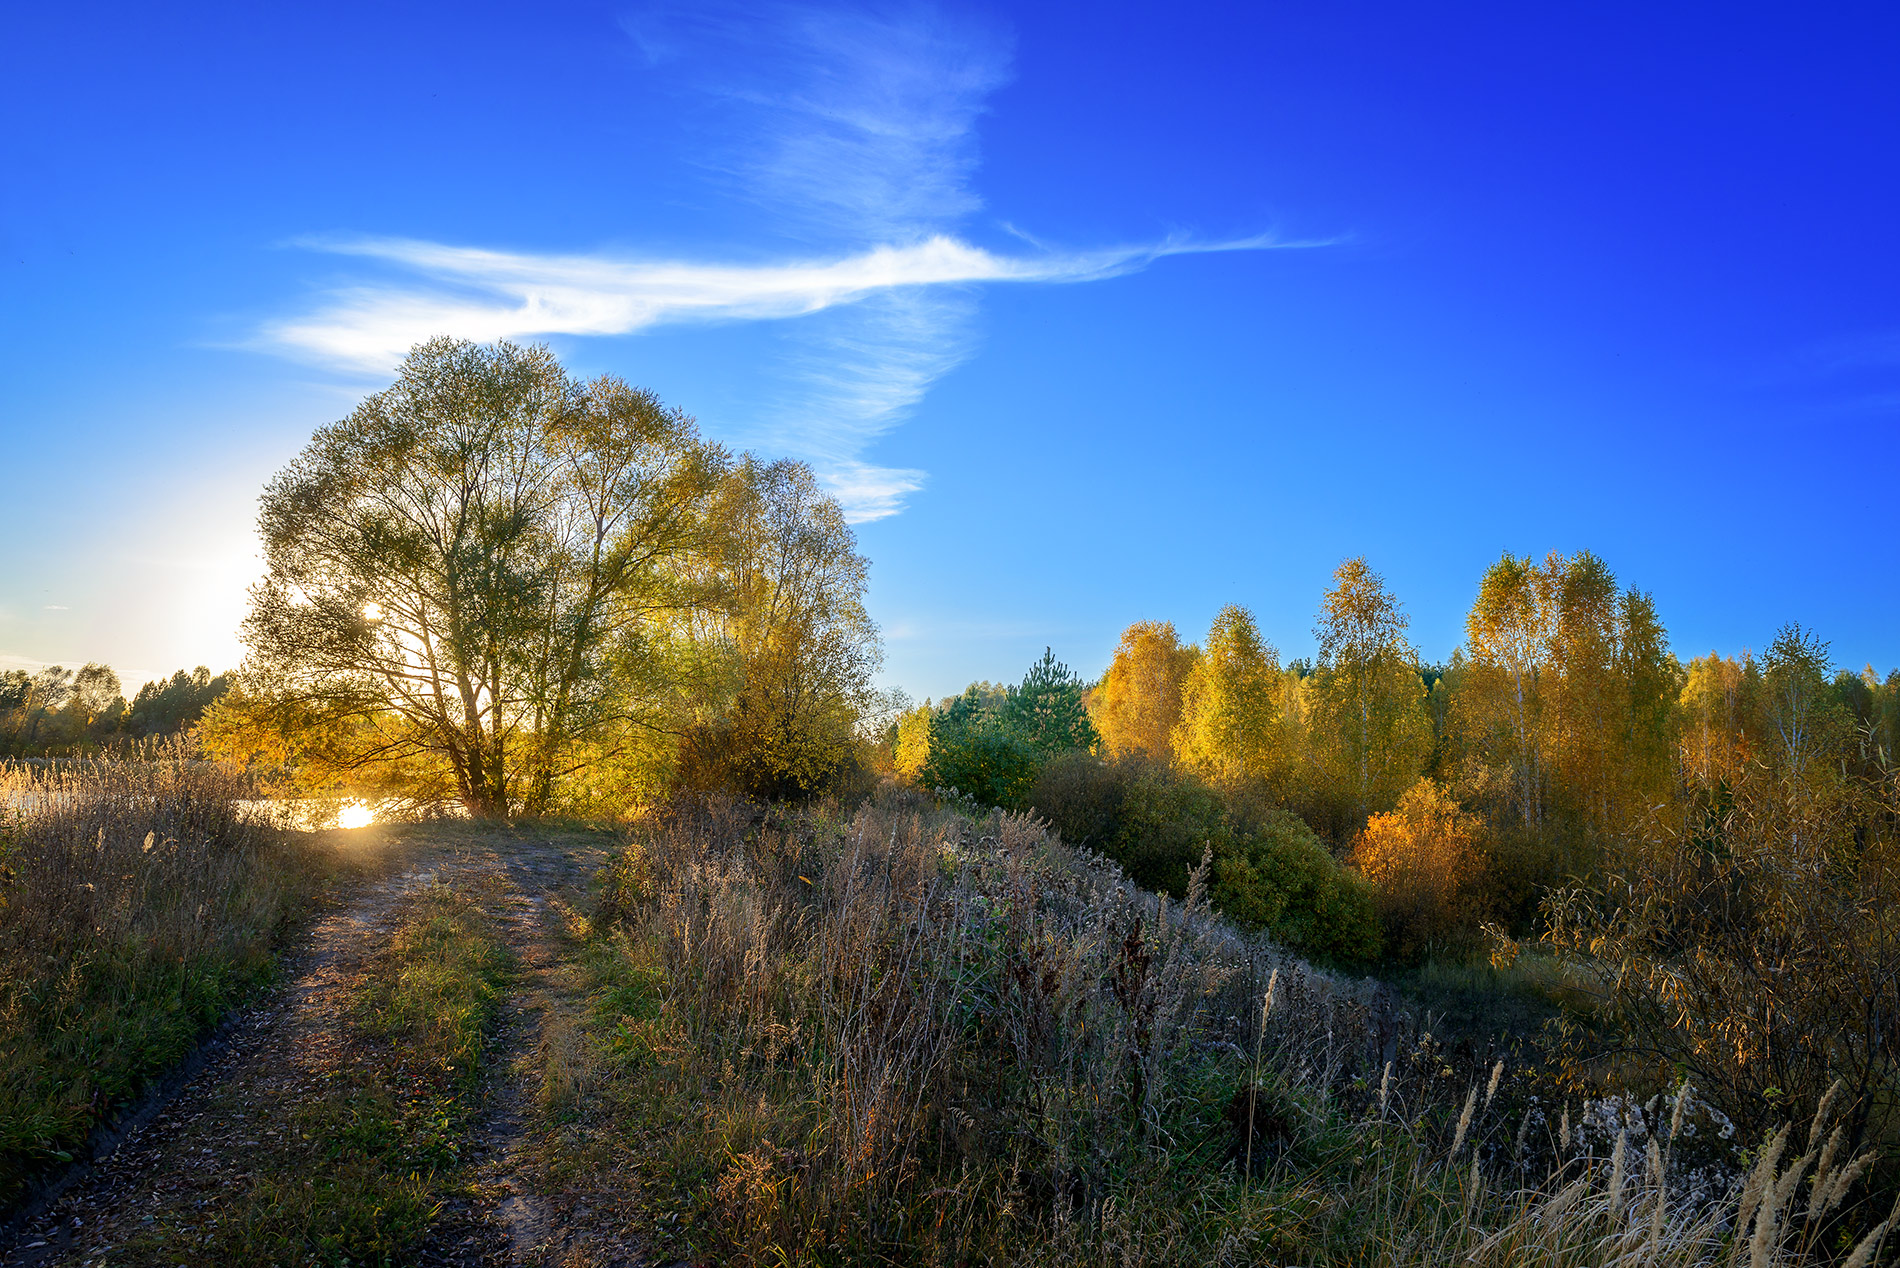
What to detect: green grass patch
<box><xmin>0</xmin><ymin>762</ymin><xmax>350</xmax><ymax>1203</ymax></box>
<box><xmin>352</xmin><ymin>884</ymin><xmax>514</xmax><ymax>1090</ymax></box>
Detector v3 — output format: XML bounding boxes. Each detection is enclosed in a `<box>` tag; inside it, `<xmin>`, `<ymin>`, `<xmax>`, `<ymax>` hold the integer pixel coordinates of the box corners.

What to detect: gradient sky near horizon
<box><xmin>3</xmin><ymin>1</ymin><xmax>1897</xmax><ymax>699</ymax></box>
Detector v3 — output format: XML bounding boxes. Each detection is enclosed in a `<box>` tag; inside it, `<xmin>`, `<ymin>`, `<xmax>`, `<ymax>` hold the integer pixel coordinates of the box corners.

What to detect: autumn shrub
<box><xmin>1026</xmin><ymin>752</ymin><xmax>1225</xmax><ymax>893</ymax></box>
<box><xmin>0</xmin><ymin>746</ymin><xmax>332</xmax><ymax>1202</ymax></box>
<box><xmin>1350</xmin><ymin>776</ymin><xmax>1484</xmax><ymax>962</ymax></box>
<box><xmin>1099</xmin><ymin>757</ymin><xmax>1230</xmax><ymax>894</ymax></box>
<box><xmin>1545</xmin><ymin>765</ymin><xmax>1900</xmax><ymax>1159</ymax></box>
<box><xmin>1469</xmin><ymin>819</ymin><xmax>1585</xmax><ymax>934</ymax></box>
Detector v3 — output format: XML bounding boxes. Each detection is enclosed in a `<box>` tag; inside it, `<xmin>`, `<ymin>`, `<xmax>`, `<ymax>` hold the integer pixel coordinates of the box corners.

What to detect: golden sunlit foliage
<box><xmin>1678</xmin><ymin>649</ymin><xmax>1752</xmax><ymax>783</ymax></box>
<box><xmin>1089</xmin><ymin>620</ymin><xmax>1199</xmax><ymax>761</ymax></box>
<box><xmin>1030</xmin><ymin>551</ymin><xmax>1898</xmax><ymax>1003</ymax></box>
<box><xmin>1172</xmin><ymin>603</ymin><xmax>1288</xmax><ymax>791</ymax></box>
<box><xmin>209</xmin><ymin>338</ymin><xmax>876</xmax><ymax>817</ymax></box>
<box><xmin>1307</xmin><ymin>557</ymin><xmax>1432</xmax><ymax>820</ymax></box>
<box><xmin>1348</xmin><ymin>776</ymin><xmax>1481</xmax><ymax>960</ymax></box>
<box><xmin>1452</xmin><ymin>551</ymin><xmax>1680</xmax><ymax>838</ymax></box>
<box><xmin>891</xmin><ymin>701</ymin><xmax>932</xmax><ymax>779</ymax></box>
<box><xmin>674</xmin><ymin>458</ymin><xmax>882</xmax><ymax>802</ymax></box>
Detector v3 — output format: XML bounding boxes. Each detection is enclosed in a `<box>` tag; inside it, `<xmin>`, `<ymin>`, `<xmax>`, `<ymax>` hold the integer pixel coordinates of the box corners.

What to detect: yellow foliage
<box><xmin>1350</xmin><ymin>777</ymin><xmax>1482</xmax><ymax>958</ymax></box>
<box><xmin>1090</xmin><ymin>621</ymin><xmax>1199</xmax><ymax>762</ymax></box>
<box><xmin>892</xmin><ymin>703</ymin><xmax>933</xmax><ymax>780</ymax></box>
<box><xmin>1173</xmin><ymin>605</ymin><xmax>1286</xmax><ymax>789</ymax></box>
<box><xmin>1307</xmin><ymin>559</ymin><xmax>1431</xmax><ymax>818</ymax></box>
<box><xmin>1678</xmin><ymin>651</ymin><xmax>1750</xmax><ymax>783</ymax></box>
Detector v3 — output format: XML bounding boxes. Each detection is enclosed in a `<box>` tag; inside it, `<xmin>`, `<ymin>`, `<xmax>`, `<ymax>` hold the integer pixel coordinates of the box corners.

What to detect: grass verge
<box><xmin>0</xmin><ymin>751</ymin><xmax>357</xmax><ymax>1204</ymax></box>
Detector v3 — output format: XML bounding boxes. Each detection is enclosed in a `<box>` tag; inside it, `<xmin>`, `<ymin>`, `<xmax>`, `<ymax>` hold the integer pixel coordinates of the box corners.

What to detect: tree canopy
<box><xmin>208</xmin><ymin>337</ymin><xmax>876</xmax><ymax>815</ymax></box>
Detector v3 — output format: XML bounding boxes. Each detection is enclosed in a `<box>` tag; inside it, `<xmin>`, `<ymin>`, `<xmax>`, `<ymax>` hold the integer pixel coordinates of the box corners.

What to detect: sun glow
<box><xmin>336</xmin><ymin>800</ymin><xmax>376</xmax><ymax>829</ymax></box>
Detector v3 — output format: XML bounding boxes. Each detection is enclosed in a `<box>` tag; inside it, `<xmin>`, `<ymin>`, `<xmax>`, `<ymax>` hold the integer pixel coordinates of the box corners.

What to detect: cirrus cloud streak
<box><xmin>264</xmin><ymin>230</ymin><xmax>1300</xmax><ymax>377</ymax></box>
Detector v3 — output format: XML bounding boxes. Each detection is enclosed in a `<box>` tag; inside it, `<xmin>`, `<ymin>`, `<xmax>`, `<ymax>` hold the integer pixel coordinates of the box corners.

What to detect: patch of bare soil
<box><xmin>432</xmin><ymin>837</ymin><xmax>651</xmax><ymax>1268</ymax></box>
<box><xmin>0</xmin><ymin>824</ymin><xmax>645</xmax><ymax>1268</ymax></box>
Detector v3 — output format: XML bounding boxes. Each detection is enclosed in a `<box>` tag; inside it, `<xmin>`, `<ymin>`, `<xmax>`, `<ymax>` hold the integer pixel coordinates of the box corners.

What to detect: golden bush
<box><xmin>1350</xmin><ymin>777</ymin><xmax>1482</xmax><ymax>960</ymax></box>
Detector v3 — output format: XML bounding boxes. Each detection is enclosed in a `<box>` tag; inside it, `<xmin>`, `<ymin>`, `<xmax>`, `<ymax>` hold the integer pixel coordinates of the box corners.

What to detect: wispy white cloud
<box><xmin>265</xmin><ymin>231</ymin><xmax>1279</xmax><ymax>373</ymax></box>
<box><xmin>631</xmin><ymin>0</ymin><xmax>1015</xmax><ymax>519</ymax></box>
<box><xmin>260</xmin><ymin>3</ymin><xmax>1319</xmax><ymax>519</ymax></box>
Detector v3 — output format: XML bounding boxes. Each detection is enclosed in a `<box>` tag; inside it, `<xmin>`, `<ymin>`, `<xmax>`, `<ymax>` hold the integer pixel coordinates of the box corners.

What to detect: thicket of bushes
<box><xmin>897</xmin><ymin>652</ymin><xmax>1382</xmax><ymax>966</ymax></box>
<box><xmin>1027</xmin><ymin>751</ymin><xmax>1381</xmax><ymax>965</ymax></box>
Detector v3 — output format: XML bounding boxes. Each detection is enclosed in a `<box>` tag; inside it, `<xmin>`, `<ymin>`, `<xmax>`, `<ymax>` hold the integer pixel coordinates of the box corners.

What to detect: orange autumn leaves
<box><xmin>1348</xmin><ymin>777</ymin><xmax>1482</xmax><ymax>959</ymax></box>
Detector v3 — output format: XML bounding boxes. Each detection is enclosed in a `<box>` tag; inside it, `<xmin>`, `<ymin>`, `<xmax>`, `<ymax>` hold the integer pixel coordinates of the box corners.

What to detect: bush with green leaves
<box><xmin>920</xmin><ymin>711</ymin><xmax>1042</xmax><ymax>809</ymax></box>
<box><xmin>917</xmin><ymin>651</ymin><xmax>1100</xmax><ymax>811</ymax></box>
<box><xmin>1210</xmin><ymin>810</ymin><xmax>1381</xmax><ymax>965</ymax></box>
<box><xmin>1028</xmin><ymin>753</ymin><xmax>1379</xmax><ymax>965</ymax></box>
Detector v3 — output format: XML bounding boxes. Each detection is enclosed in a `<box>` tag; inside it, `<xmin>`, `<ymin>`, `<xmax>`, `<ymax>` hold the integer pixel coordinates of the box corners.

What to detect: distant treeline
<box><xmin>0</xmin><ymin>664</ymin><xmax>233</xmax><ymax>757</ymax></box>
<box><xmin>884</xmin><ymin>552</ymin><xmax>1900</xmax><ymax>967</ymax></box>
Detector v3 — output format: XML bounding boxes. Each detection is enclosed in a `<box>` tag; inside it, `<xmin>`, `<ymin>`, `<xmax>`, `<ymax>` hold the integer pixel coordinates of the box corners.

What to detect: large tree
<box><xmin>1759</xmin><ymin>622</ymin><xmax>1846</xmax><ymax>794</ymax></box>
<box><xmin>227</xmin><ymin>338</ymin><xmax>728</xmax><ymax>817</ymax></box>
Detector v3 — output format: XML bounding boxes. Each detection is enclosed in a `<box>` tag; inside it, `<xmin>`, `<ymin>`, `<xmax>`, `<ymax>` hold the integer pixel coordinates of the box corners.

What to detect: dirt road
<box><xmin>0</xmin><ymin>823</ymin><xmax>641</xmax><ymax>1268</ymax></box>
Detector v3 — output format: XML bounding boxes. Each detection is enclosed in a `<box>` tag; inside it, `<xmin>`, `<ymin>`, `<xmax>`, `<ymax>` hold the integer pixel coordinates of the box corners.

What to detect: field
<box><xmin>4</xmin><ymin>760</ymin><xmax>1897</xmax><ymax>1266</ymax></box>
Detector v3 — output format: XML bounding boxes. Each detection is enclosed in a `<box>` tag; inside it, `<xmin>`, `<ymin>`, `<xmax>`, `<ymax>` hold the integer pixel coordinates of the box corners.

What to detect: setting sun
<box><xmin>336</xmin><ymin>800</ymin><xmax>375</xmax><ymax>829</ymax></box>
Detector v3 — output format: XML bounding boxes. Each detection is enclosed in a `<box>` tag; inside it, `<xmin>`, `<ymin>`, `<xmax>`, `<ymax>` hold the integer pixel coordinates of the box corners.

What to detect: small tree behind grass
<box><xmin>1545</xmin><ymin>760</ymin><xmax>1900</xmax><ymax>1156</ymax></box>
<box><xmin>919</xmin><ymin>685</ymin><xmax>1042</xmax><ymax>809</ymax></box>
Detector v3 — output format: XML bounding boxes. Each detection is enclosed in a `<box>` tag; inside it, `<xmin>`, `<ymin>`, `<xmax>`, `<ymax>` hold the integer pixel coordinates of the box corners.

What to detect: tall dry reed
<box><xmin>589</xmin><ymin>785</ymin><xmax>1894</xmax><ymax>1265</ymax></box>
<box><xmin>0</xmin><ymin>743</ymin><xmax>326</xmax><ymax>1201</ymax></box>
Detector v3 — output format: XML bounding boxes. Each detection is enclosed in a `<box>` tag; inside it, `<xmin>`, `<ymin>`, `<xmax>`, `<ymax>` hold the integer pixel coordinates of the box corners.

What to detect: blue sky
<box><xmin>3</xmin><ymin>1</ymin><xmax>1896</xmax><ymax>698</ymax></box>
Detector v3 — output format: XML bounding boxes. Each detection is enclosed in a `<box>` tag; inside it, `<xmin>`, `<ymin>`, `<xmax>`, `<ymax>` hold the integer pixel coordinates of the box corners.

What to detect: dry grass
<box><xmin>0</xmin><ymin>744</ymin><xmax>336</xmax><ymax>1201</ymax></box>
<box><xmin>573</xmin><ymin>784</ymin><xmax>1897</xmax><ymax>1266</ymax></box>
